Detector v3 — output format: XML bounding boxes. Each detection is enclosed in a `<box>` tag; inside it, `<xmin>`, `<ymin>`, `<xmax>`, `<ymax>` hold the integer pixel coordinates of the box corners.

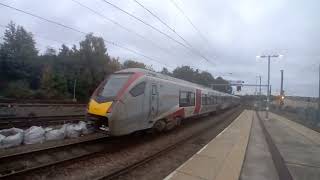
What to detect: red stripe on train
<box><xmin>193</xmin><ymin>89</ymin><xmax>201</xmax><ymax>114</ymax></box>
<box><xmin>168</xmin><ymin>108</ymin><xmax>185</xmax><ymax>119</ymax></box>
<box><xmin>115</xmin><ymin>72</ymin><xmax>144</xmax><ymax>101</ymax></box>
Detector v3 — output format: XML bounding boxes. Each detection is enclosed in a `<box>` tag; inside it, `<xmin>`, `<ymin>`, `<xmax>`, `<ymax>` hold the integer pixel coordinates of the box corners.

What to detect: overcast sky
<box><xmin>0</xmin><ymin>0</ymin><xmax>319</xmax><ymax>97</ymax></box>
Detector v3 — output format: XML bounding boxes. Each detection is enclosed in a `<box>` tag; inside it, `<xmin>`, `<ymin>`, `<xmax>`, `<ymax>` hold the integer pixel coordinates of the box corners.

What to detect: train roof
<box><xmin>117</xmin><ymin>68</ymin><xmax>239</xmax><ymax>98</ymax></box>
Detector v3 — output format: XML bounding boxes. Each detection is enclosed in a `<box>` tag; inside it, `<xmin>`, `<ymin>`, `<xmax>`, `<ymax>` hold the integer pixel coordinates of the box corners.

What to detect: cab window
<box><xmin>130</xmin><ymin>82</ymin><xmax>146</xmax><ymax>97</ymax></box>
<box><xmin>99</xmin><ymin>74</ymin><xmax>131</xmax><ymax>98</ymax></box>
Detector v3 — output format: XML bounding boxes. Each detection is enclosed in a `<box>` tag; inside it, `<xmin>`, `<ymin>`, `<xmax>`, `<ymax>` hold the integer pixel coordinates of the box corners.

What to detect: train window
<box><xmin>201</xmin><ymin>94</ymin><xmax>207</xmax><ymax>105</ymax></box>
<box><xmin>99</xmin><ymin>74</ymin><xmax>131</xmax><ymax>98</ymax></box>
<box><xmin>179</xmin><ymin>91</ymin><xmax>195</xmax><ymax>107</ymax></box>
<box><xmin>190</xmin><ymin>92</ymin><xmax>195</xmax><ymax>105</ymax></box>
<box><xmin>152</xmin><ymin>85</ymin><xmax>157</xmax><ymax>95</ymax></box>
<box><xmin>207</xmin><ymin>96</ymin><xmax>212</xmax><ymax>105</ymax></box>
<box><xmin>130</xmin><ymin>82</ymin><xmax>146</xmax><ymax>97</ymax></box>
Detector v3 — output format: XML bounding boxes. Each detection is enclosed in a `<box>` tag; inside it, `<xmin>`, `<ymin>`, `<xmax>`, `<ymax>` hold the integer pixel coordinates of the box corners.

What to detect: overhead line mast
<box><xmin>101</xmin><ymin>0</ymin><xmax>214</xmax><ymax>64</ymax></box>
<box><xmin>0</xmin><ymin>2</ymin><xmax>174</xmax><ymax>68</ymax></box>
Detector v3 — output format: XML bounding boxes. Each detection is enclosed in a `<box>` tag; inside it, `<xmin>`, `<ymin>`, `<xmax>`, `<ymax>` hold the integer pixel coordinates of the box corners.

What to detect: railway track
<box><xmin>0</xmin><ymin>103</ymin><xmax>86</xmax><ymax>108</ymax></box>
<box><xmin>0</xmin><ymin>115</ymin><xmax>86</xmax><ymax>129</ymax></box>
<box><xmin>94</xmin><ymin>107</ymin><xmax>243</xmax><ymax>180</ymax></box>
<box><xmin>0</xmin><ymin>107</ymin><xmax>242</xmax><ymax>179</ymax></box>
<box><xmin>0</xmin><ymin>132</ymin><xmax>110</xmax><ymax>179</ymax></box>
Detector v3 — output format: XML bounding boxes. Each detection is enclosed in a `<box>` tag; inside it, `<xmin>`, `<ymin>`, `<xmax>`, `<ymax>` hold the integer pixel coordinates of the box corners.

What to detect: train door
<box><xmin>149</xmin><ymin>81</ymin><xmax>159</xmax><ymax>120</ymax></box>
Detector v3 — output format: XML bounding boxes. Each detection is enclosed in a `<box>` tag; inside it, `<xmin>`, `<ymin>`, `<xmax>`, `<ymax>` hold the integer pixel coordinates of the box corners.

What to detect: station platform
<box><xmin>164</xmin><ymin>110</ymin><xmax>320</xmax><ymax>180</ymax></box>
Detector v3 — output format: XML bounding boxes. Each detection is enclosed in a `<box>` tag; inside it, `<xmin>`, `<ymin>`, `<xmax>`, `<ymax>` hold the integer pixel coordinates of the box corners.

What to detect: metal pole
<box><xmin>318</xmin><ymin>64</ymin><xmax>320</xmax><ymax>121</ymax></box>
<box><xmin>259</xmin><ymin>75</ymin><xmax>262</xmax><ymax>110</ymax></box>
<box><xmin>266</xmin><ymin>56</ymin><xmax>271</xmax><ymax>120</ymax></box>
<box><xmin>73</xmin><ymin>79</ymin><xmax>77</xmax><ymax>102</ymax></box>
<box><xmin>280</xmin><ymin>70</ymin><xmax>284</xmax><ymax>107</ymax></box>
<box><xmin>259</xmin><ymin>76</ymin><xmax>262</xmax><ymax>96</ymax></box>
<box><xmin>280</xmin><ymin>70</ymin><xmax>284</xmax><ymax>96</ymax></box>
<box><xmin>255</xmin><ymin>77</ymin><xmax>258</xmax><ymax>95</ymax></box>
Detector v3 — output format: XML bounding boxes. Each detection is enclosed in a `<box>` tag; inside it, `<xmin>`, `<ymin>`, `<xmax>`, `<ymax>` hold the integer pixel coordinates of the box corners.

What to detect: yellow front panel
<box><xmin>88</xmin><ymin>99</ymin><xmax>112</xmax><ymax>116</ymax></box>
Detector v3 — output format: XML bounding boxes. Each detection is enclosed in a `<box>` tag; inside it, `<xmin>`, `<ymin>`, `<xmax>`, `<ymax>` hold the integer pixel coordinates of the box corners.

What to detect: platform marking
<box><xmin>163</xmin><ymin>171</ymin><xmax>176</xmax><ymax>180</ymax></box>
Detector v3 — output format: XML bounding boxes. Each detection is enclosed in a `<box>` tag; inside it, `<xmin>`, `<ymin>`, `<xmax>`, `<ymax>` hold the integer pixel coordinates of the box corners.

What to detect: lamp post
<box><xmin>318</xmin><ymin>64</ymin><xmax>320</xmax><ymax>122</ymax></box>
<box><xmin>256</xmin><ymin>54</ymin><xmax>282</xmax><ymax>120</ymax></box>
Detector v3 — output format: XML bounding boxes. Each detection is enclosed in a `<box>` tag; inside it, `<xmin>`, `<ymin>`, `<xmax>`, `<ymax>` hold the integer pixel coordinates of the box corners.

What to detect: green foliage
<box><xmin>0</xmin><ymin>21</ymin><xmax>39</xmax><ymax>86</ymax></box>
<box><xmin>170</xmin><ymin>66</ymin><xmax>232</xmax><ymax>93</ymax></box>
<box><xmin>40</xmin><ymin>66</ymin><xmax>69</xmax><ymax>98</ymax></box>
<box><xmin>212</xmin><ymin>77</ymin><xmax>232</xmax><ymax>93</ymax></box>
<box><xmin>122</xmin><ymin>60</ymin><xmax>147</xmax><ymax>69</ymax></box>
<box><xmin>160</xmin><ymin>67</ymin><xmax>171</xmax><ymax>76</ymax></box>
<box><xmin>5</xmin><ymin>80</ymin><xmax>34</xmax><ymax>98</ymax></box>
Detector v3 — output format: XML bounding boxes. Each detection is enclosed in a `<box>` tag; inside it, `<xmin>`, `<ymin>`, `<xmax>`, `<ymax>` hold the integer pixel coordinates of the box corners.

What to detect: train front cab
<box><xmin>86</xmin><ymin>72</ymin><xmax>138</xmax><ymax>134</ymax></box>
<box><xmin>86</xmin><ymin>72</ymin><xmax>161</xmax><ymax>136</ymax></box>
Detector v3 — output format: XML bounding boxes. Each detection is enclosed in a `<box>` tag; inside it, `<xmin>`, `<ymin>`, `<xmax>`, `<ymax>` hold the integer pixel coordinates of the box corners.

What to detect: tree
<box><xmin>172</xmin><ymin>66</ymin><xmax>196</xmax><ymax>83</ymax></box>
<box><xmin>122</xmin><ymin>60</ymin><xmax>147</xmax><ymax>69</ymax></box>
<box><xmin>212</xmin><ymin>77</ymin><xmax>232</xmax><ymax>93</ymax></box>
<box><xmin>40</xmin><ymin>65</ymin><xmax>68</xmax><ymax>98</ymax></box>
<box><xmin>44</xmin><ymin>46</ymin><xmax>57</xmax><ymax>56</ymax></box>
<box><xmin>195</xmin><ymin>71</ymin><xmax>215</xmax><ymax>86</ymax></box>
<box><xmin>0</xmin><ymin>21</ymin><xmax>38</xmax><ymax>62</ymax></box>
<box><xmin>160</xmin><ymin>67</ymin><xmax>171</xmax><ymax>76</ymax></box>
<box><xmin>0</xmin><ymin>21</ymin><xmax>39</xmax><ymax>91</ymax></box>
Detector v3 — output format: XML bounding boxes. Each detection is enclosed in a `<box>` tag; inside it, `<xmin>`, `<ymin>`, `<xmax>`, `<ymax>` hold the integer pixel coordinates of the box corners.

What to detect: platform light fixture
<box><xmin>256</xmin><ymin>54</ymin><xmax>283</xmax><ymax>120</ymax></box>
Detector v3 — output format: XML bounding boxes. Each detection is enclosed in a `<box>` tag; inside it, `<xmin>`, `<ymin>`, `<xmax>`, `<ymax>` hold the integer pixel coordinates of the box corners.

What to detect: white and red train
<box><xmin>87</xmin><ymin>68</ymin><xmax>240</xmax><ymax>136</ymax></box>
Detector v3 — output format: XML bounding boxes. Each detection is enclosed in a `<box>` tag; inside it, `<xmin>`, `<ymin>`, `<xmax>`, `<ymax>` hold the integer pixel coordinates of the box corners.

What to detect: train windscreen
<box><xmin>98</xmin><ymin>74</ymin><xmax>131</xmax><ymax>98</ymax></box>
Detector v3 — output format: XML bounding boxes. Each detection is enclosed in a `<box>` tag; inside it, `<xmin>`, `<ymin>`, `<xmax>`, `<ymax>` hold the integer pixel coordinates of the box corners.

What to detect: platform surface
<box><xmin>164</xmin><ymin>110</ymin><xmax>320</xmax><ymax>180</ymax></box>
<box><xmin>263</xmin><ymin>112</ymin><xmax>320</xmax><ymax>180</ymax></box>
<box><xmin>164</xmin><ymin>110</ymin><xmax>253</xmax><ymax>180</ymax></box>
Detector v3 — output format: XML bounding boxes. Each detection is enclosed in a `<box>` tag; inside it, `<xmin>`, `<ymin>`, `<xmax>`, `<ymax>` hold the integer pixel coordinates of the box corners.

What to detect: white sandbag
<box><xmin>65</xmin><ymin>124</ymin><xmax>82</xmax><ymax>138</ymax></box>
<box><xmin>0</xmin><ymin>134</ymin><xmax>5</xmax><ymax>147</ymax></box>
<box><xmin>77</xmin><ymin>121</ymin><xmax>93</xmax><ymax>135</ymax></box>
<box><xmin>45</xmin><ymin>126</ymin><xmax>66</xmax><ymax>141</ymax></box>
<box><xmin>24</xmin><ymin>126</ymin><xmax>45</xmax><ymax>145</ymax></box>
<box><xmin>44</xmin><ymin>127</ymin><xmax>53</xmax><ymax>132</ymax></box>
<box><xmin>0</xmin><ymin>128</ymin><xmax>24</xmax><ymax>148</ymax></box>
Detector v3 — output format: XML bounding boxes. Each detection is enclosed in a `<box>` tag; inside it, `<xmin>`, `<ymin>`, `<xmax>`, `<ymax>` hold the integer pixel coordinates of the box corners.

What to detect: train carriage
<box><xmin>87</xmin><ymin>68</ymin><xmax>240</xmax><ymax>136</ymax></box>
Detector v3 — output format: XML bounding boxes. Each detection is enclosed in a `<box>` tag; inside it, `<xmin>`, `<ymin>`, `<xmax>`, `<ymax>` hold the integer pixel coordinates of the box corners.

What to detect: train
<box><xmin>86</xmin><ymin>68</ymin><xmax>240</xmax><ymax>136</ymax></box>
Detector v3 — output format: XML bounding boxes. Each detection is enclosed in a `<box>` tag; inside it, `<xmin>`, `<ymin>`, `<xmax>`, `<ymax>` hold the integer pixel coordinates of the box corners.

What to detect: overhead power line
<box><xmin>101</xmin><ymin>0</ymin><xmax>214</xmax><ymax>64</ymax></box>
<box><xmin>133</xmin><ymin>0</ymin><xmax>192</xmax><ymax>48</ymax></box>
<box><xmin>71</xmin><ymin>0</ymin><xmax>176</xmax><ymax>59</ymax></box>
<box><xmin>132</xmin><ymin>0</ymin><xmax>214</xmax><ymax>64</ymax></box>
<box><xmin>0</xmin><ymin>2</ymin><xmax>173</xmax><ymax>68</ymax></box>
<box><xmin>170</xmin><ymin>0</ymin><xmax>212</xmax><ymax>47</ymax></box>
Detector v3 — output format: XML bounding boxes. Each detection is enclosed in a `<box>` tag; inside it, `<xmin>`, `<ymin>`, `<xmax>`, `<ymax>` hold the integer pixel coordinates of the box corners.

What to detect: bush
<box><xmin>4</xmin><ymin>80</ymin><xmax>34</xmax><ymax>98</ymax></box>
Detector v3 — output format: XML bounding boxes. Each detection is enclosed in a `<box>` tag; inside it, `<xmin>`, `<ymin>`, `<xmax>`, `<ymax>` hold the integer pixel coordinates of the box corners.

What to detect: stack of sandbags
<box><xmin>0</xmin><ymin>121</ymin><xmax>94</xmax><ymax>148</ymax></box>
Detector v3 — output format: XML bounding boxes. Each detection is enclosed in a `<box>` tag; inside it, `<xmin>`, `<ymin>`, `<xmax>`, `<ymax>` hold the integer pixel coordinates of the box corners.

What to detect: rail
<box><xmin>0</xmin><ymin>115</ymin><xmax>86</xmax><ymax>129</ymax></box>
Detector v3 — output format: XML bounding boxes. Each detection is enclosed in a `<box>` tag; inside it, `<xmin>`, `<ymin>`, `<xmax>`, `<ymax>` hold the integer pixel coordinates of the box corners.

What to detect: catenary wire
<box><xmin>71</xmin><ymin>0</ymin><xmax>177</xmax><ymax>59</ymax></box>
<box><xmin>101</xmin><ymin>0</ymin><xmax>214</xmax><ymax>64</ymax></box>
<box><xmin>132</xmin><ymin>0</ymin><xmax>215</xmax><ymax>65</ymax></box>
<box><xmin>170</xmin><ymin>0</ymin><xmax>212</xmax><ymax>48</ymax></box>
